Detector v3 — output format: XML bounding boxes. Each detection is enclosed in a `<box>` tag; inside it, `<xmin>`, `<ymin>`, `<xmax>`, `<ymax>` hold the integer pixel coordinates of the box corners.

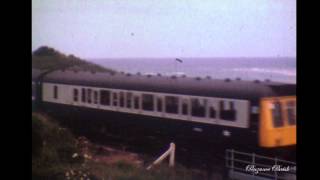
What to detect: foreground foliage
<box><xmin>32</xmin><ymin>113</ymin><xmax>210</xmax><ymax>180</ymax></box>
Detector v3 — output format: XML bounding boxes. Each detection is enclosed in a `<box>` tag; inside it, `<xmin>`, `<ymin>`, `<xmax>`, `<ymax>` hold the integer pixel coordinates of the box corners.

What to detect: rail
<box><xmin>225</xmin><ymin>149</ymin><xmax>296</xmax><ymax>180</ymax></box>
<box><xmin>146</xmin><ymin>142</ymin><xmax>175</xmax><ymax>170</ymax></box>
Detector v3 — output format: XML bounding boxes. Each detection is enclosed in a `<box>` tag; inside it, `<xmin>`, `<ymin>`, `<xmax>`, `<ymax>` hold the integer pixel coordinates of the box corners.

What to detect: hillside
<box><xmin>32</xmin><ymin>113</ymin><xmax>209</xmax><ymax>180</ymax></box>
<box><xmin>32</xmin><ymin>46</ymin><xmax>116</xmax><ymax>73</ymax></box>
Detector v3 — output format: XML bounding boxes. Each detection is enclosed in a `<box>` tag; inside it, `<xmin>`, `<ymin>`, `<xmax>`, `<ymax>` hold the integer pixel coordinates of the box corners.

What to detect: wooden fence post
<box><xmin>146</xmin><ymin>142</ymin><xmax>176</xmax><ymax>170</ymax></box>
<box><xmin>169</xmin><ymin>142</ymin><xmax>175</xmax><ymax>167</ymax></box>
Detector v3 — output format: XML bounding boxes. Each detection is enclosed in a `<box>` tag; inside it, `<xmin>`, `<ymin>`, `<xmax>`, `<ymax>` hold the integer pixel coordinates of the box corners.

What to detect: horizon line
<box><xmin>87</xmin><ymin>56</ymin><xmax>296</xmax><ymax>60</ymax></box>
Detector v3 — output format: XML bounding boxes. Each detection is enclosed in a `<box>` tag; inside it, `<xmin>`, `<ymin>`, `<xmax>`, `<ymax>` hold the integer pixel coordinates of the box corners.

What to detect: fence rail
<box><xmin>225</xmin><ymin>149</ymin><xmax>296</xmax><ymax>180</ymax></box>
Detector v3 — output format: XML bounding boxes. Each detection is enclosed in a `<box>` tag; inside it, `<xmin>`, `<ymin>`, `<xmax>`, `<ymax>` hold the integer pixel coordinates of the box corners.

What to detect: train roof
<box><xmin>32</xmin><ymin>68</ymin><xmax>45</xmax><ymax>81</ymax></box>
<box><xmin>41</xmin><ymin>70</ymin><xmax>296</xmax><ymax>100</ymax></box>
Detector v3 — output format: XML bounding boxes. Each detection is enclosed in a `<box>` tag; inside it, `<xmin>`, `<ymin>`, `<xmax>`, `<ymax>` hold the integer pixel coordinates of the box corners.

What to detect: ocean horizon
<box><xmin>89</xmin><ymin>57</ymin><xmax>296</xmax><ymax>84</ymax></box>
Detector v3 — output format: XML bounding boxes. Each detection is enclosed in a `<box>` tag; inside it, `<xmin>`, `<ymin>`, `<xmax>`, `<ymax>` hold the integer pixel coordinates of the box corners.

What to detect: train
<box><xmin>32</xmin><ymin>68</ymin><xmax>296</xmax><ymax>160</ymax></box>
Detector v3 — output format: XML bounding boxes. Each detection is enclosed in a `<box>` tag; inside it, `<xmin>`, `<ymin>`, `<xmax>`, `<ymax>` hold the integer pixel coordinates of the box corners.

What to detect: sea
<box><xmin>90</xmin><ymin>57</ymin><xmax>296</xmax><ymax>84</ymax></box>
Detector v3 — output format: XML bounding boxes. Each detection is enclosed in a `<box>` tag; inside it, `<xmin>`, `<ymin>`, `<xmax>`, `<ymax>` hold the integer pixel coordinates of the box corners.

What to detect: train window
<box><xmin>119</xmin><ymin>92</ymin><xmax>125</xmax><ymax>107</ymax></box>
<box><xmin>182</xmin><ymin>99</ymin><xmax>189</xmax><ymax>115</ymax></box>
<box><xmin>219</xmin><ymin>101</ymin><xmax>236</xmax><ymax>121</ymax></box>
<box><xmin>191</xmin><ymin>98</ymin><xmax>206</xmax><ymax>117</ymax></box>
<box><xmin>100</xmin><ymin>90</ymin><xmax>110</xmax><ymax>105</ymax></box>
<box><xmin>87</xmin><ymin>89</ymin><xmax>92</xmax><ymax>103</ymax></box>
<box><xmin>157</xmin><ymin>98</ymin><xmax>163</xmax><ymax>112</ymax></box>
<box><xmin>112</xmin><ymin>92</ymin><xmax>118</xmax><ymax>106</ymax></box>
<box><xmin>286</xmin><ymin>101</ymin><xmax>296</xmax><ymax>125</ymax></box>
<box><xmin>73</xmin><ymin>89</ymin><xmax>78</xmax><ymax>102</ymax></box>
<box><xmin>81</xmin><ymin>88</ymin><xmax>86</xmax><ymax>102</ymax></box>
<box><xmin>53</xmin><ymin>86</ymin><xmax>58</xmax><ymax>99</ymax></box>
<box><xmin>126</xmin><ymin>92</ymin><xmax>133</xmax><ymax>108</ymax></box>
<box><xmin>271</xmin><ymin>101</ymin><xmax>283</xmax><ymax>127</ymax></box>
<box><xmin>134</xmin><ymin>96</ymin><xmax>140</xmax><ymax>109</ymax></box>
<box><xmin>93</xmin><ymin>91</ymin><xmax>98</xmax><ymax>104</ymax></box>
<box><xmin>142</xmin><ymin>94</ymin><xmax>154</xmax><ymax>111</ymax></box>
<box><xmin>165</xmin><ymin>96</ymin><xmax>178</xmax><ymax>114</ymax></box>
<box><xmin>210</xmin><ymin>106</ymin><xmax>216</xmax><ymax>118</ymax></box>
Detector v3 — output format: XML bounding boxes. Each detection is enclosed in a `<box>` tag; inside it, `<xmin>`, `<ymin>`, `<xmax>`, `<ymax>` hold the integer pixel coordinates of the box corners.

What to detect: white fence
<box><xmin>147</xmin><ymin>143</ymin><xmax>175</xmax><ymax>170</ymax></box>
<box><xmin>225</xmin><ymin>149</ymin><xmax>296</xmax><ymax>180</ymax></box>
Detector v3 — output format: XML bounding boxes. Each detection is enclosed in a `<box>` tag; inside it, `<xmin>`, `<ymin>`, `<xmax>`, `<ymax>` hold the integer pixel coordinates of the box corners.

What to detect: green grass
<box><xmin>32</xmin><ymin>113</ymin><xmax>209</xmax><ymax>180</ymax></box>
<box><xmin>32</xmin><ymin>114</ymin><xmax>84</xmax><ymax>179</ymax></box>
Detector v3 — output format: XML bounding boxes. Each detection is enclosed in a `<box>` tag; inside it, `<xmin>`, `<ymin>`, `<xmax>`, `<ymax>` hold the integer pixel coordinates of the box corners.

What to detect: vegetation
<box><xmin>32</xmin><ymin>113</ymin><xmax>210</xmax><ymax>180</ymax></box>
<box><xmin>32</xmin><ymin>113</ymin><xmax>86</xmax><ymax>179</ymax></box>
<box><xmin>32</xmin><ymin>46</ymin><xmax>116</xmax><ymax>73</ymax></box>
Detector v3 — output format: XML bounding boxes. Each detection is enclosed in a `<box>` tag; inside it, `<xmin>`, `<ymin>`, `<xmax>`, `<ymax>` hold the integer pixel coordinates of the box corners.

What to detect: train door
<box><xmin>155</xmin><ymin>95</ymin><xmax>164</xmax><ymax>117</ymax></box>
<box><xmin>72</xmin><ymin>87</ymin><xmax>80</xmax><ymax>106</ymax></box>
<box><xmin>92</xmin><ymin>89</ymin><xmax>99</xmax><ymax>108</ymax></box>
<box><xmin>132</xmin><ymin>93</ymin><xmax>142</xmax><ymax>114</ymax></box>
<box><xmin>180</xmin><ymin>97</ymin><xmax>190</xmax><ymax>120</ymax></box>
<box><xmin>111</xmin><ymin>91</ymin><xmax>119</xmax><ymax>111</ymax></box>
<box><xmin>125</xmin><ymin>91</ymin><xmax>133</xmax><ymax>111</ymax></box>
<box><xmin>118</xmin><ymin>91</ymin><xmax>125</xmax><ymax>110</ymax></box>
<box><xmin>208</xmin><ymin>98</ymin><xmax>219</xmax><ymax>124</ymax></box>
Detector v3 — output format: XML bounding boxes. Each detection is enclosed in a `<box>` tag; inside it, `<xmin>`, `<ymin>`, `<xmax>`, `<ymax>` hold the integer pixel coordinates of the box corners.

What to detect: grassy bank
<box><xmin>32</xmin><ymin>113</ymin><xmax>212</xmax><ymax>180</ymax></box>
<box><xmin>32</xmin><ymin>46</ymin><xmax>116</xmax><ymax>73</ymax></box>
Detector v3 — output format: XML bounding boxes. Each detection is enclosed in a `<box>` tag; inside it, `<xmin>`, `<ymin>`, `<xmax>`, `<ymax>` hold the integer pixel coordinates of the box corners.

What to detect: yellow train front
<box><xmin>258</xmin><ymin>95</ymin><xmax>296</xmax><ymax>160</ymax></box>
<box><xmin>260</xmin><ymin>96</ymin><xmax>296</xmax><ymax>147</ymax></box>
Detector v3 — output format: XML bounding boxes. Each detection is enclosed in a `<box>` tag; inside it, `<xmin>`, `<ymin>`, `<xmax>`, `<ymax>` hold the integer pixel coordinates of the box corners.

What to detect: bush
<box><xmin>32</xmin><ymin>113</ymin><xmax>83</xmax><ymax>179</ymax></box>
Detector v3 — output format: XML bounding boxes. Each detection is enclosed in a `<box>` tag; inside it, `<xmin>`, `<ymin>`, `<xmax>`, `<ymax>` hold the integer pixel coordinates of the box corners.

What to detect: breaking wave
<box><xmin>231</xmin><ymin>68</ymin><xmax>296</xmax><ymax>77</ymax></box>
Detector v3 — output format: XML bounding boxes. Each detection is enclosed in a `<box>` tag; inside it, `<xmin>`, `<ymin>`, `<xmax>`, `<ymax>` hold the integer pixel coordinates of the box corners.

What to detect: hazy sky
<box><xmin>32</xmin><ymin>0</ymin><xmax>296</xmax><ymax>59</ymax></box>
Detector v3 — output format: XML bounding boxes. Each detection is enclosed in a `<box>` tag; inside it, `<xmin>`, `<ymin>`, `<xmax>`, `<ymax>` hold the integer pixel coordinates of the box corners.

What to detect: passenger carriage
<box><xmin>32</xmin><ymin>69</ymin><xmax>296</xmax><ymax>159</ymax></box>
